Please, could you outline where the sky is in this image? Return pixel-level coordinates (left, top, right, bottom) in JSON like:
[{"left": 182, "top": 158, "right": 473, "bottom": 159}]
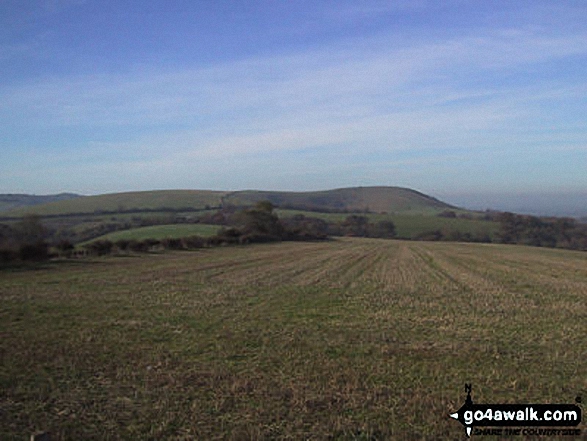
[{"left": 1, "top": 0, "right": 586, "bottom": 211}]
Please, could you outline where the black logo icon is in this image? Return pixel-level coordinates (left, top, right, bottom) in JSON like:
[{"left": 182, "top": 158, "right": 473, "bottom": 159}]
[{"left": 450, "top": 384, "right": 582, "bottom": 438}]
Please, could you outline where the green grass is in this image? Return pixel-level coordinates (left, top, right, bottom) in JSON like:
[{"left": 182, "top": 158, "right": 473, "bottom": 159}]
[
  {"left": 1, "top": 239, "right": 585, "bottom": 439},
  {"left": 84, "top": 224, "right": 221, "bottom": 243},
  {"left": 380, "top": 213, "right": 497, "bottom": 238}
]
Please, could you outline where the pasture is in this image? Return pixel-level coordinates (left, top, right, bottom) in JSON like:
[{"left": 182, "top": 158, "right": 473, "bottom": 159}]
[
  {"left": 1, "top": 239, "right": 585, "bottom": 439},
  {"left": 276, "top": 209, "right": 498, "bottom": 240}
]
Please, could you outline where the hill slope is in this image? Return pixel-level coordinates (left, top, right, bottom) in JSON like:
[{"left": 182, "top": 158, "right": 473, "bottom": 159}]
[
  {"left": 5, "top": 190, "right": 227, "bottom": 216},
  {"left": 224, "top": 186, "right": 454, "bottom": 213},
  {"left": 0, "top": 193, "right": 80, "bottom": 213},
  {"left": 3, "top": 187, "right": 456, "bottom": 217}
]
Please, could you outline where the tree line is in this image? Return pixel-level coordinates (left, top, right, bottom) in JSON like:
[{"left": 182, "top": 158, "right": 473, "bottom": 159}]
[
  {"left": 494, "top": 212, "right": 587, "bottom": 250},
  {"left": 3, "top": 204, "right": 586, "bottom": 265}
]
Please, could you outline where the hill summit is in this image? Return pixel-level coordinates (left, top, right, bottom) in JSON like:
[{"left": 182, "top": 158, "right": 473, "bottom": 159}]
[{"left": 223, "top": 186, "right": 454, "bottom": 214}]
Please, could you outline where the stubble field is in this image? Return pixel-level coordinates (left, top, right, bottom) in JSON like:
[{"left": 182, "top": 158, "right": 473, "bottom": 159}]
[{"left": 1, "top": 238, "right": 586, "bottom": 439}]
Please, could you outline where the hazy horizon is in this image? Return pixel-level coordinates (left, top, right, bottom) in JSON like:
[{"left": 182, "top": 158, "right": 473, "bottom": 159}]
[{"left": 1, "top": 1, "right": 586, "bottom": 198}]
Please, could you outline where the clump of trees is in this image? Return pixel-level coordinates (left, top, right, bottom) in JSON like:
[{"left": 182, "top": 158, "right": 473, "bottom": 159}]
[
  {"left": 413, "top": 229, "right": 491, "bottom": 243},
  {"left": 437, "top": 210, "right": 457, "bottom": 218},
  {"left": 411, "top": 212, "right": 587, "bottom": 250},
  {"left": 495, "top": 212, "right": 587, "bottom": 250},
  {"left": 0, "top": 214, "right": 49, "bottom": 264},
  {"left": 281, "top": 215, "right": 329, "bottom": 241},
  {"left": 231, "top": 201, "right": 285, "bottom": 243}
]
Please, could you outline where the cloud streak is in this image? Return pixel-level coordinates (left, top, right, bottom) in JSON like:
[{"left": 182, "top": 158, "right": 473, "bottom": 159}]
[{"left": 1, "top": 16, "right": 586, "bottom": 193}]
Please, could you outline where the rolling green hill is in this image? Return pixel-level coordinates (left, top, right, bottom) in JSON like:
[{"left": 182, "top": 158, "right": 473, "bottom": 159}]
[
  {"left": 5, "top": 190, "right": 226, "bottom": 217},
  {"left": 3, "top": 187, "right": 457, "bottom": 217},
  {"left": 0, "top": 193, "right": 80, "bottom": 213},
  {"left": 225, "top": 186, "right": 454, "bottom": 214}
]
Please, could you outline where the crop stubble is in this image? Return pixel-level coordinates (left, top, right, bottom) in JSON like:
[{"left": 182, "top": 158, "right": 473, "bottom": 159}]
[{"left": 0, "top": 238, "right": 585, "bottom": 439}]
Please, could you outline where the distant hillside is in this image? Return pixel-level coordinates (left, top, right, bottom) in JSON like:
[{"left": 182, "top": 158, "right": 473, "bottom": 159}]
[
  {"left": 4, "top": 190, "right": 227, "bottom": 217},
  {"left": 3, "top": 187, "right": 456, "bottom": 217},
  {"left": 224, "top": 187, "right": 455, "bottom": 214},
  {"left": 0, "top": 193, "right": 80, "bottom": 213}
]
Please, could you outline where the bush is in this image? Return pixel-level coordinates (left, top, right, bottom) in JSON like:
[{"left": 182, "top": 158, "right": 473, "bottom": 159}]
[
  {"left": 341, "top": 215, "right": 369, "bottom": 237},
  {"left": 0, "top": 247, "right": 18, "bottom": 264},
  {"left": 144, "top": 239, "right": 161, "bottom": 250},
  {"left": 115, "top": 239, "right": 131, "bottom": 252},
  {"left": 183, "top": 235, "right": 205, "bottom": 249},
  {"left": 368, "top": 220, "right": 396, "bottom": 239},
  {"left": 282, "top": 215, "right": 329, "bottom": 240},
  {"left": 56, "top": 240, "right": 75, "bottom": 257},
  {"left": 415, "top": 230, "right": 444, "bottom": 241},
  {"left": 437, "top": 210, "right": 457, "bottom": 218},
  {"left": 128, "top": 240, "right": 149, "bottom": 252},
  {"left": 161, "top": 238, "right": 185, "bottom": 250},
  {"left": 84, "top": 240, "right": 114, "bottom": 256},
  {"left": 238, "top": 233, "right": 276, "bottom": 245},
  {"left": 19, "top": 242, "right": 49, "bottom": 261}
]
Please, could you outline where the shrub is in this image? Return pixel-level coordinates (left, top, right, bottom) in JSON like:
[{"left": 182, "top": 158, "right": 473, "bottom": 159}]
[
  {"left": 161, "top": 238, "right": 185, "bottom": 250},
  {"left": 85, "top": 240, "right": 114, "bottom": 256},
  {"left": 282, "top": 215, "right": 329, "bottom": 241},
  {"left": 238, "top": 233, "right": 275, "bottom": 245},
  {"left": 368, "top": 220, "right": 396, "bottom": 239},
  {"left": 128, "top": 240, "right": 149, "bottom": 252},
  {"left": 437, "top": 210, "right": 457, "bottom": 218},
  {"left": 414, "top": 230, "right": 444, "bottom": 241},
  {"left": 0, "top": 247, "right": 18, "bottom": 264},
  {"left": 183, "top": 235, "right": 205, "bottom": 249},
  {"left": 115, "top": 239, "right": 131, "bottom": 252},
  {"left": 19, "top": 242, "right": 49, "bottom": 261},
  {"left": 144, "top": 239, "right": 161, "bottom": 250},
  {"left": 341, "top": 215, "right": 369, "bottom": 237},
  {"left": 56, "top": 239, "right": 75, "bottom": 258}
]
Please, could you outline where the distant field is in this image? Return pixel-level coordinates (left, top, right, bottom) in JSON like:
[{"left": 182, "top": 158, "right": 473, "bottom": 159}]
[
  {"left": 277, "top": 209, "right": 498, "bottom": 239},
  {"left": 85, "top": 224, "right": 221, "bottom": 243},
  {"left": 1, "top": 239, "right": 585, "bottom": 439}
]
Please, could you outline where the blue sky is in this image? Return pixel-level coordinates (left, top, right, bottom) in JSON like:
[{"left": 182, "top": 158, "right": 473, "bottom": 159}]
[{"left": 1, "top": 0, "right": 586, "bottom": 203}]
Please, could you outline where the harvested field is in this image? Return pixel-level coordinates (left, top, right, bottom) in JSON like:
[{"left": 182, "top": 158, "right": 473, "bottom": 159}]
[{"left": 1, "top": 239, "right": 585, "bottom": 439}]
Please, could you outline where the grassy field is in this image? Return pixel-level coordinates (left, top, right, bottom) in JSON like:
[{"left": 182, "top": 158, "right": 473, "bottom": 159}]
[
  {"left": 1, "top": 239, "right": 586, "bottom": 439},
  {"left": 84, "top": 224, "right": 221, "bottom": 243}
]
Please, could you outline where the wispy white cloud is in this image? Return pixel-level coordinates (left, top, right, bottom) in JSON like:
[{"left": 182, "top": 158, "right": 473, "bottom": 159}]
[
  {"left": 1, "top": 21, "right": 587, "bottom": 193},
  {"left": 3, "top": 26, "right": 585, "bottom": 126}
]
